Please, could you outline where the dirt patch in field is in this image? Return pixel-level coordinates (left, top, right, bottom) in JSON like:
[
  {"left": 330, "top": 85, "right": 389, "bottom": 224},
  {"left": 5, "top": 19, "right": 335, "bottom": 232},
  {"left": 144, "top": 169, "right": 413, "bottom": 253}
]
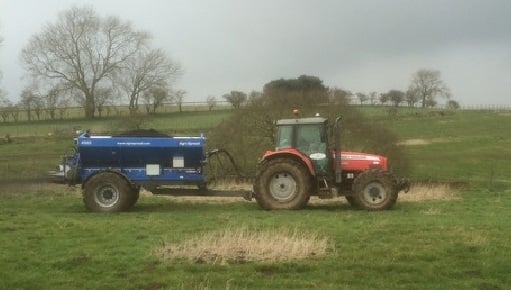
[{"left": 156, "top": 227, "right": 333, "bottom": 264}]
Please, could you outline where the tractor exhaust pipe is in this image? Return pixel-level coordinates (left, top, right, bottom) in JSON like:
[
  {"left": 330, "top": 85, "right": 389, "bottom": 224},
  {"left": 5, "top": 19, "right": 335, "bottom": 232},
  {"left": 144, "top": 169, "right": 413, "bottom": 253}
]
[{"left": 334, "top": 116, "right": 342, "bottom": 183}]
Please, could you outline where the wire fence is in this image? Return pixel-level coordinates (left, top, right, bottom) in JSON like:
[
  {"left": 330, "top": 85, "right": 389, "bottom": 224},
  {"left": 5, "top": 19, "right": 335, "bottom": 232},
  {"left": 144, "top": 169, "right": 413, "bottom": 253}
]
[
  {"left": 0, "top": 100, "right": 510, "bottom": 123},
  {"left": 0, "top": 101, "right": 232, "bottom": 123}
]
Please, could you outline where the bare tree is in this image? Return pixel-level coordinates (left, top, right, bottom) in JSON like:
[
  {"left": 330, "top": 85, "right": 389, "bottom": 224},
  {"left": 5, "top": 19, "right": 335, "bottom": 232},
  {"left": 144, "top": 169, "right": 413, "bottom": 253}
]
[
  {"left": 206, "top": 95, "right": 217, "bottom": 111},
  {"left": 19, "top": 88, "right": 45, "bottom": 121},
  {"left": 409, "top": 69, "right": 451, "bottom": 108},
  {"left": 369, "top": 91, "right": 378, "bottom": 105},
  {"left": 44, "top": 83, "right": 72, "bottom": 120},
  {"left": 143, "top": 87, "right": 168, "bottom": 113},
  {"left": 223, "top": 91, "right": 246, "bottom": 109},
  {"left": 46, "top": 88, "right": 59, "bottom": 120},
  {"left": 57, "top": 98, "right": 71, "bottom": 120},
  {"left": 19, "top": 89, "right": 38, "bottom": 121},
  {"left": 33, "top": 97, "right": 45, "bottom": 120},
  {"left": 0, "top": 95, "right": 12, "bottom": 122},
  {"left": 356, "top": 92, "right": 368, "bottom": 105},
  {"left": 379, "top": 93, "right": 389, "bottom": 105},
  {"left": 114, "top": 48, "right": 181, "bottom": 114},
  {"left": 10, "top": 108, "right": 20, "bottom": 122},
  {"left": 405, "top": 88, "right": 420, "bottom": 107},
  {"left": 20, "top": 6, "right": 149, "bottom": 118},
  {"left": 174, "top": 90, "right": 186, "bottom": 112},
  {"left": 248, "top": 91, "right": 262, "bottom": 103},
  {"left": 95, "top": 87, "right": 114, "bottom": 117},
  {"left": 329, "top": 88, "right": 351, "bottom": 105},
  {"left": 446, "top": 100, "right": 460, "bottom": 110},
  {"left": 384, "top": 90, "right": 405, "bottom": 107}
]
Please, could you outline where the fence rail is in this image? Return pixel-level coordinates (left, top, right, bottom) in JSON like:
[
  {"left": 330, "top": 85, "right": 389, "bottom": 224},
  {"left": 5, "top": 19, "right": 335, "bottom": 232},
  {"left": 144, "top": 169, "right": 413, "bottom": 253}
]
[
  {"left": 1, "top": 100, "right": 510, "bottom": 123},
  {"left": 0, "top": 101, "right": 233, "bottom": 123}
]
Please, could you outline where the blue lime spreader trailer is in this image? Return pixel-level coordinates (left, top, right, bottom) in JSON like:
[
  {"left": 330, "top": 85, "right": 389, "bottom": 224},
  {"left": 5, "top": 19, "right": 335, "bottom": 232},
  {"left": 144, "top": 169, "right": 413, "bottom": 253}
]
[{"left": 49, "top": 132, "right": 250, "bottom": 212}]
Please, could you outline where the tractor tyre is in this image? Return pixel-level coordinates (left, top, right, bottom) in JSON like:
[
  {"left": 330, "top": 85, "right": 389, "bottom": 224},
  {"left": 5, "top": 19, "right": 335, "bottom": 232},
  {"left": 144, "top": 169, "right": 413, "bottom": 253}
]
[
  {"left": 253, "top": 158, "right": 311, "bottom": 210},
  {"left": 83, "top": 172, "right": 133, "bottom": 212},
  {"left": 352, "top": 170, "right": 398, "bottom": 211}
]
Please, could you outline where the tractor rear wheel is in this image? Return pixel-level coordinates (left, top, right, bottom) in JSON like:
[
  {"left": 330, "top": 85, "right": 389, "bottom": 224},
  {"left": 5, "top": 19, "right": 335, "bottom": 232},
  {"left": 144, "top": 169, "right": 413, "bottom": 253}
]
[
  {"left": 352, "top": 170, "right": 398, "bottom": 211},
  {"left": 83, "top": 172, "right": 132, "bottom": 212},
  {"left": 254, "top": 158, "right": 311, "bottom": 210}
]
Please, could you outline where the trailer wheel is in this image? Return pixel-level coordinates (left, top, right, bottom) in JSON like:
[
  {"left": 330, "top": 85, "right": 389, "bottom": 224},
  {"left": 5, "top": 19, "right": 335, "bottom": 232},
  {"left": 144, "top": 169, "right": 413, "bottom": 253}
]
[
  {"left": 254, "top": 158, "right": 311, "bottom": 210},
  {"left": 352, "top": 170, "right": 398, "bottom": 211},
  {"left": 83, "top": 172, "right": 132, "bottom": 212}
]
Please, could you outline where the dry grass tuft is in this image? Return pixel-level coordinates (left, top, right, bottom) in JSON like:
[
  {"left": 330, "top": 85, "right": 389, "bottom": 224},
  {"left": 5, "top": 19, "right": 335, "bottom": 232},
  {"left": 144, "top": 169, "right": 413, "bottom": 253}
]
[
  {"left": 400, "top": 183, "right": 460, "bottom": 202},
  {"left": 398, "top": 137, "right": 460, "bottom": 146},
  {"left": 156, "top": 227, "right": 334, "bottom": 264},
  {"left": 398, "top": 138, "right": 431, "bottom": 146},
  {"left": 208, "top": 179, "right": 252, "bottom": 191}
]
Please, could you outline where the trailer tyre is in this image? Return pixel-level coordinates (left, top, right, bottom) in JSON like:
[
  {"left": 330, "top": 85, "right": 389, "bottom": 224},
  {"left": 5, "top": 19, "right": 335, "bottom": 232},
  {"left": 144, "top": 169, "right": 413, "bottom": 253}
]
[
  {"left": 254, "top": 158, "right": 311, "bottom": 210},
  {"left": 352, "top": 170, "right": 398, "bottom": 211},
  {"left": 83, "top": 172, "right": 132, "bottom": 212}
]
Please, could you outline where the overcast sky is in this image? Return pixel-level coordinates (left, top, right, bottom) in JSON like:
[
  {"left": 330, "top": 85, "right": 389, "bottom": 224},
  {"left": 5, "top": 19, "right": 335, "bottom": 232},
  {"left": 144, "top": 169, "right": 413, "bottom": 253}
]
[{"left": 1, "top": 0, "right": 511, "bottom": 105}]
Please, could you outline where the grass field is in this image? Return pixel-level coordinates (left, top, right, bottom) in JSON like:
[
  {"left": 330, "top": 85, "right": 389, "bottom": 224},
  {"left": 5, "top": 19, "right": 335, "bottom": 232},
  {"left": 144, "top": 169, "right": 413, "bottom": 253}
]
[
  {"left": 1, "top": 107, "right": 510, "bottom": 289},
  {"left": 378, "top": 109, "right": 511, "bottom": 189}
]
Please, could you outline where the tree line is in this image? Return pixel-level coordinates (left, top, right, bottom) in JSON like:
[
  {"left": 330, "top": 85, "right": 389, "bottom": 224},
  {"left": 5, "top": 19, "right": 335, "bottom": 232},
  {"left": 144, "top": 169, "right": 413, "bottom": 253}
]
[
  {"left": 0, "top": 72, "right": 459, "bottom": 123},
  {"left": 220, "top": 71, "right": 459, "bottom": 111}
]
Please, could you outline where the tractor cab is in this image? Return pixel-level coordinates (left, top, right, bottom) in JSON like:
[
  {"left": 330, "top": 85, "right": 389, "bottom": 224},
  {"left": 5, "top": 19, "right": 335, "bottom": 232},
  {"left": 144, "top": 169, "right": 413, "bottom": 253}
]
[{"left": 274, "top": 116, "right": 332, "bottom": 176}]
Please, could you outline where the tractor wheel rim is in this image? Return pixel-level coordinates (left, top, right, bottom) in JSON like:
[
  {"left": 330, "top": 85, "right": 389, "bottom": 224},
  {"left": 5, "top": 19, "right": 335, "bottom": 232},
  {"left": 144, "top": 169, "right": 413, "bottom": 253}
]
[
  {"left": 269, "top": 172, "right": 297, "bottom": 201},
  {"left": 94, "top": 184, "right": 120, "bottom": 208},
  {"left": 362, "top": 181, "right": 387, "bottom": 205}
]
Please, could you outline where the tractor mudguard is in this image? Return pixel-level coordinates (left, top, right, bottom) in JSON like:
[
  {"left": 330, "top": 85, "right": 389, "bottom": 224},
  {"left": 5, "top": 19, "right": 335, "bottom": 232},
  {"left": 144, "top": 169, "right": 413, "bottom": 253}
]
[{"left": 260, "top": 149, "right": 315, "bottom": 176}]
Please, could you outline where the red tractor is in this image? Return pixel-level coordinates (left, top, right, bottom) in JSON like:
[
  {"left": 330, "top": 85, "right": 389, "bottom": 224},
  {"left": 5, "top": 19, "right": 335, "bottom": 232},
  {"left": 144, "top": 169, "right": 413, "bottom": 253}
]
[{"left": 253, "top": 113, "right": 409, "bottom": 210}]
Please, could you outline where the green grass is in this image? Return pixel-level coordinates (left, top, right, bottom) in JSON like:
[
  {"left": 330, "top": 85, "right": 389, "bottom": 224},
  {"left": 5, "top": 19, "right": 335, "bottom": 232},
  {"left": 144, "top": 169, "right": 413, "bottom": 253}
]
[
  {"left": 369, "top": 109, "right": 511, "bottom": 188},
  {"left": 1, "top": 106, "right": 511, "bottom": 289},
  {"left": 0, "top": 109, "right": 233, "bottom": 137},
  {"left": 1, "top": 187, "right": 510, "bottom": 289}
]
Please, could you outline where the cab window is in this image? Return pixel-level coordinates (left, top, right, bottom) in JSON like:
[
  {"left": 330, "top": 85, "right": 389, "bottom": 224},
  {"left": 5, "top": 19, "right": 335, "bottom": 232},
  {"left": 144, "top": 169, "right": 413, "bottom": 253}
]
[
  {"left": 296, "top": 124, "right": 326, "bottom": 155},
  {"left": 276, "top": 125, "right": 293, "bottom": 150}
]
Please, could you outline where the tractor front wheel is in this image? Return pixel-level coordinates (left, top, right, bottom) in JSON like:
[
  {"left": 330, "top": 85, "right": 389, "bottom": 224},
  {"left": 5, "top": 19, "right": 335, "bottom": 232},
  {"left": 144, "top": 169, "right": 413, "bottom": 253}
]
[
  {"left": 254, "top": 158, "right": 311, "bottom": 210},
  {"left": 352, "top": 170, "right": 398, "bottom": 211},
  {"left": 83, "top": 172, "right": 133, "bottom": 212}
]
